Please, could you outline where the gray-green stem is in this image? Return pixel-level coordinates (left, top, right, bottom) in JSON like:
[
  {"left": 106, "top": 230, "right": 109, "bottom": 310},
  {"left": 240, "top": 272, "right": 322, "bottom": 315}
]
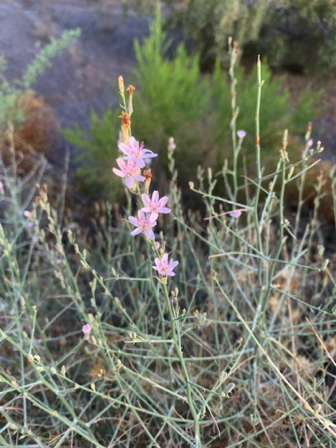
[{"left": 161, "top": 280, "right": 201, "bottom": 448}]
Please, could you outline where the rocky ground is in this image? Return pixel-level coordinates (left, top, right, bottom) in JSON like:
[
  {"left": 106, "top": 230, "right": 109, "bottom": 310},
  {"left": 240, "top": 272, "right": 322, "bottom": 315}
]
[{"left": 1, "top": 0, "right": 336, "bottom": 169}]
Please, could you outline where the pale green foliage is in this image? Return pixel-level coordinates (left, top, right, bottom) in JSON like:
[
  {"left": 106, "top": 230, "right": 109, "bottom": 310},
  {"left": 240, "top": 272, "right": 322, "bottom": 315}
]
[
  {"left": 257, "top": 0, "right": 336, "bottom": 73},
  {"left": 174, "top": 0, "right": 336, "bottom": 73},
  {"left": 174, "top": 0, "right": 268, "bottom": 68},
  {"left": 0, "top": 29, "right": 81, "bottom": 131},
  {"left": 1, "top": 96, "right": 336, "bottom": 445}
]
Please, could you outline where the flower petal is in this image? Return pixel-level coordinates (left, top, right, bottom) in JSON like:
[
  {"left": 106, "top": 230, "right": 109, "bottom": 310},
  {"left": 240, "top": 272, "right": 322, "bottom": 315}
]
[
  {"left": 141, "top": 206, "right": 152, "bottom": 213},
  {"left": 158, "top": 207, "right": 170, "bottom": 214},
  {"left": 168, "top": 260, "right": 179, "bottom": 269},
  {"left": 112, "top": 168, "right": 126, "bottom": 178},
  {"left": 143, "top": 150, "right": 157, "bottom": 158},
  {"left": 229, "top": 210, "right": 242, "bottom": 218},
  {"left": 125, "top": 178, "right": 135, "bottom": 189},
  {"left": 128, "top": 216, "right": 139, "bottom": 226},
  {"left": 142, "top": 194, "right": 151, "bottom": 206},
  {"left": 152, "top": 191, "right": 159, "bottom": 203},
  {"left": 144, "top": 229, "right": 155, "bottom": 239},
  {"left": 158, "top": 196, "right": 168, "bottom": 207},
  {"left": 118, "top": 142, "right": 131, "bottom": 155},
  {"left": 131, "top": 228, "right": 142, "bottom": 236}
]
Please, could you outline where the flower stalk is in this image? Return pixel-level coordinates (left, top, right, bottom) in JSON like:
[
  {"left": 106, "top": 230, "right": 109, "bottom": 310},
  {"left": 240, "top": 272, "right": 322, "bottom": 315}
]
[{"left": 112, "top": 80, "right": 201, "bottom": 447}]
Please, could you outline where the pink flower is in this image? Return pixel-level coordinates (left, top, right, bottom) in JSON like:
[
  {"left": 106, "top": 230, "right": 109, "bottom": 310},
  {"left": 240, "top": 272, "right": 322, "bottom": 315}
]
[
  {"left": 141, "top": 190, "right": 171, "bottom": 220},
  {"left": 128, "top": 210, "right": 157, "bottom": 239},
  {"left": 119, "top": 136, "right": 157, "bottom": 168},
  {"left": 82, "top": 324, "right": 91, "bottom": 335},
  {"left": 24, "top": 210, "right": 31, "bottom": 218},
  {"left": 152, "top": 253, "right": 179, "bottom": 277},
  {"left": 229, "top": 210, "right": 242, "bottom": 218},
  {"left": 237, "top": 130, "right": 246, "bottom": 139},
  {"left": 168, "top": 137, "right": 176, "bottom": 151},
  {"left": 113, "top": 158, "right": 145, "bottom": 189},
  {"left": 307, "top": 139, "right": 313, "bottom": 148},
  {"left": 151, "top": 241, "right": 161, "bottom": 251}
]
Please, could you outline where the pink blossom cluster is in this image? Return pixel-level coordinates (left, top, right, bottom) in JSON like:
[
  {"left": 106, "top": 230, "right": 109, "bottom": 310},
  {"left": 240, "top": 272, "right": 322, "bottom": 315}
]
[{"left": 113, "top": 136, "right": 178, "bottom": 277}]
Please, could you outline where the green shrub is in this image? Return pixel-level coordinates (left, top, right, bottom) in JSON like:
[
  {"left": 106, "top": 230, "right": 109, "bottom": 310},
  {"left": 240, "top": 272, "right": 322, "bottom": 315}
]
[
  {"left": 132, "top": 11, "right": 213, "bottom": 187},
  {"left": 133, "top": 9, "right": 322, "bottom": 187},
  {"left": 62, "top": 109, "right": 123, "bottom": 200},
  {"left": 63, "top": 7, "right": 322, "bottom": 202}
]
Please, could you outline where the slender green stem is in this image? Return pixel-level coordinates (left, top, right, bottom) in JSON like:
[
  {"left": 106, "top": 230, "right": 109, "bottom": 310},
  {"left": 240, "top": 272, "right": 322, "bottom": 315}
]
[
  {"left": 253, "top": 56, "right": 264, "bottom": 293},
  {"left": 161, "top": 281, "right": 201, "bottom": 447},
  {"left": 262, "top": 154, "right": 286, "bottom": 312}
]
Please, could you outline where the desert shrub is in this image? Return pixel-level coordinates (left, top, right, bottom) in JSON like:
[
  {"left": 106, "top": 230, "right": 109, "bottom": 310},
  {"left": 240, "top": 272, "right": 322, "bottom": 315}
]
[
  {"left": 121, "top": 0, "right": 267, "bottom": 69},
  {"left": 253, "top": 0, "right": 336, "bottom": 74},
  {"left": 14, "top": 92, "right": 58, "bottom": 152},
  {"left": 170, "top": 0, "right": 336, "bottom": 74},
  {"left": 2, "top": 65, "right": 336, "bottom": 447},
  {"left": 171, "top": 0, "right": 268, "bottom": 70},
  {"left": 132, "top": 13, "right": 213, "bottom": 189},
  {"left": 64, "top": 9, "right": 321, "bottom": 203},
  {"left": 0, "top": 92, "right": 59, "bottom": 175}
]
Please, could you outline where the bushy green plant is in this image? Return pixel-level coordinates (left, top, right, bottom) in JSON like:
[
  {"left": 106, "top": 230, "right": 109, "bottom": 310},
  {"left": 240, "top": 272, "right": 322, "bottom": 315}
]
[
  {"left": 63, "top": 7, "right": 322, "bottom": 201},
  {"left": 133, "top": 9, "right": 321, "bottom": 188},
  {"left": 0, "top": 28, "right": 81, "bottom": 131},
  {"left": 62, "top": 109, "right": 123, "bottom": 199},
  {"left": 132, "top": 11, "right": 214, "bottom": 187}
]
